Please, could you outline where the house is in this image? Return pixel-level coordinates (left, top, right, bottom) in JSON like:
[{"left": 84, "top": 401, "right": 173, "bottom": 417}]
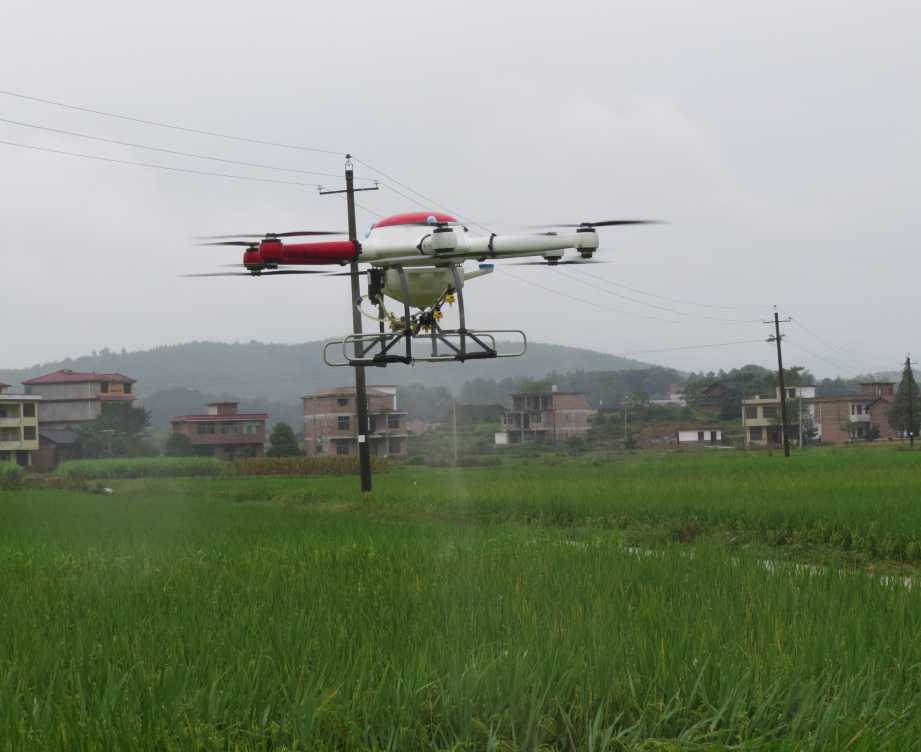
[
  {"left": 742, "top": 385, "right": 816, "bottom": 446},
  {"left": 0, "top": 383, "right": 42, "bottom": 466},
  {"left": 33, "top": 429, "right": 80, "bottom": 472},
  {"left": 170, "top": 402, "right": 267, "bottom": 462},
  {"left": 456, "top": 404, "right": 506, "bottom": 424},
  {"left": 810, "top": 382, "right": 899, "bottom": 442},
  {"left": 635, "top": 425, "right": 724, "bottom": 445},
  {"left": 303, "top": 386, "right": 407, "bottom": 457},
  {"left": 495, "top": 386, "right": 590, "bottom": 445},
  {"left": 697, "top": 381, "right": 745, "bottom": 414},
  {"left": 21, "top": 369, "right": 137, "bottom": 431}
]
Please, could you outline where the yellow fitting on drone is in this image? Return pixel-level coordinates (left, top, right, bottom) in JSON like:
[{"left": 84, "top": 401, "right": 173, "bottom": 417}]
[
  {"left": 422, "top": 324, "right": 431, "bottom": 333},
  {"left": 445, "top": 294, "right": 456, "bottom": 306},
  {"left": 434, "top": 310, "right": 443, "bottom": 321}
]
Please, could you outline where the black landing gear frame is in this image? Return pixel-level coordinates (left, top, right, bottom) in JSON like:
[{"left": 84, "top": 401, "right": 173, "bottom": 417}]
[{"left": 324, "top": 264, "right": 527, "bottom": 367}]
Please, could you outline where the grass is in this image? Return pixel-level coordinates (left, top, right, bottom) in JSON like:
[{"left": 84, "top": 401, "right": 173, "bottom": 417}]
[
  {"left": 55, "top": 457, "right": 225, "bottom": 479},
  {"left": 3, "top": 448, "right": 921, "bottom": 749}
]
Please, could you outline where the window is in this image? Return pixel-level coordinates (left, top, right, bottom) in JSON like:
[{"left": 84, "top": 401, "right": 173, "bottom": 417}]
[
  {"left": 787, "top": 388, "right": 796, "bottom": 399},
  {"left": 221, "top": 421, "right": 238, "bottom": 434},
  {"left": 856, "top": 404, "right": 863, "bottom": 415},
  {"left": 369, "top": 416, "right": 377, "bottom": 433},
  {"left": 510, "top": 434, "right": 519, "bottom": 444},
  {"left": 336, "top": 440, "right": 350, "bottom": 455},
  {"left": 243, "top": 421, "right": 261, "bottom": 434},
  {"left": 100, "top": 382, "right": 109, "bottom": 394},
  {"left": 0, "top": 406, "right": 7, "bottom": 418},
  {"left": 749, "top": 426, "right": 763, "bottom": 441},
  {"left": 388, "top": 438, "right": 401, "bottom": 454},
  {"left": 23, "top": 426, "right": 36, "bottom": 441},
  {"left": 124, "top": 383, "right": 132, "bottom": 395},
  {"left": 197, "top": 422, "right": 216, "bottom": 435},
  {"left": 23, "top": 403, "right": 35, "bottom": 418},
  {"left": 763, "top": 407, "right": 777, "bottom": 419},
  {"left": 698, "top": 431, "right": 704, "bottom": 441},
  {"left": 338, "top": 415, "right": 350, "bottom": 431},
  {"left": 745, "top": 407, "right": 757, "bottom": 419},
  {"left": 315, "top": 439, "right": 325, "bottom": 454},
  {"left": 387, "top": 414, "right": 400, "bottom": 430},
  {"left": 337, "top": 398, "right": 349, "bottom": 407},
  {"left": 24, "top": 386, "right": 32, "bottom": 395},
  {"left": 531, "top": 413, "right": 542, "bottom": 424}
]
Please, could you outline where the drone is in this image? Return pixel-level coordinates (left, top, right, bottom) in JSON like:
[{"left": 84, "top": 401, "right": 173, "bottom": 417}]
[{"left": 191, "top": 212, "right": 658, "bottom": 367}]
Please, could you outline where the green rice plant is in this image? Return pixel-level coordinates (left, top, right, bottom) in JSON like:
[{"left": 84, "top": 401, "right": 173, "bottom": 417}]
[
  {"left": 0, "top": 461, "right": 24, "bottom": 490},
  {"left": 54, "top": 456, "right": 225, "bottom": 479},
  {"left": 228, "top": 455, "right": 389, "bottom": 476}
]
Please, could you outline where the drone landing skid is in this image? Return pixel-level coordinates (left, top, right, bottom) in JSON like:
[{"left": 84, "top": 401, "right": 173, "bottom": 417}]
[{"left": 323, "top": 328, "right": 527, "bottom": 367}]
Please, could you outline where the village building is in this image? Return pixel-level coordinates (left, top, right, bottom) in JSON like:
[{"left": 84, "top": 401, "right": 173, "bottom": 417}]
[
  {"left": 406, "top": 416, "right": 427, "bottom": 435},
  {"left": 21, "top": 369, "right": 137, "bottom": 431},
  {"left": 636, "top": 425, "right": 725, "bottom": 446},
  {"left": 303, "top": 386, "right": 407, "bottom": 457},
  {"left": 495, "top": 386, "right": 590, "bottom": 445},
  {"left": 810, "top": 382, "right": 898, "bottom": 442},
  {"left": 0, "top": 382, "right": 41, "bottom": 466},
  {"left": 33, "top": 429, "right": 80, "bottom": 471},
  {"left": 170, "top": 402, "right": 267, "bottom": 462},
  {"left": 697, "top": 381, "right": 745, "bottom": 414},
  {"left": 742, "top": 385, "right": 816, "bottom": 446}
]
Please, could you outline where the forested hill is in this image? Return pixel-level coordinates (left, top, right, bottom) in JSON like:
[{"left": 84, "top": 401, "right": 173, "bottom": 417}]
[{"left": 0, "top": 339, "right": 656, "bottom": 405}]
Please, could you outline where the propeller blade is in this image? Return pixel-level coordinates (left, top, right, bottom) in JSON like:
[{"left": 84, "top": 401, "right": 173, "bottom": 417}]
[
  {"left": 195, "top": 241, "right": 258, "bottom": 247},
  {"left": 192, "top": 230, "right": 345, "bottom": 240},
  {"left": 178, "top": 269, "right": 333, "bottom": 278},
  {"left": 524, "top": 220, "right": 663, "bottom": 229},
  {"left": 508, "top": 258, "right": 609, "bottom": 267}
]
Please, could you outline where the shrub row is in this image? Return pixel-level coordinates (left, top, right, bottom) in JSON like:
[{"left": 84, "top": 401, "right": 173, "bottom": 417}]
[
  {"left": 55, "top": 457, "right": 225, "bottom": 480},
  {"left": 0, "top": 462, "right": 25, "bottom": 490},
  {"left": 227, "top": 456, "right": 389, "bottom": 476}
]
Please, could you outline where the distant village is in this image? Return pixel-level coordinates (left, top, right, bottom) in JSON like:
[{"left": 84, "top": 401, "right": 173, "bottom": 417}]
[{"left": 0, "top": 364, "right": 912, "bottom": 471}]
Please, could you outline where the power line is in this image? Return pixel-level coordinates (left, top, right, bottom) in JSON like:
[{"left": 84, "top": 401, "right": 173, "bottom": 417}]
[
  {"left": 565, "top": 266, "right": 771, "bottom": 310},
  {"left": 0, "top": 89, "right": 345, "bottom": 156},
  {"left": 0, "top": 117, "right": 376, "bottom": 180},
  {"left": 784, "top": 314, "right": 903, "bottom": 364},
  {"left": 0, "top": 139, "right": 327, "bottom": 188},
  {"left": 497, "top": 268, "right": 761, "bottom": 326},
  {"left": 783, "top": 337, "right": 872, "bottom": 378},
  {"left": 552, "top": 267, "right": 758, "bottom": 323}
]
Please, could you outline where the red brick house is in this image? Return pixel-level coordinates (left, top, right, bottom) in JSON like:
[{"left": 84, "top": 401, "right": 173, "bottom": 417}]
[
  {"left": 170, "top": 402, "right": 267, "bottom": 462},
  {"left": 495, "top": 386, "right": 591, "bottom": 444},
  {"left": 811, "top": 382, "right": 899, "bottom": 442},
  {"left": 303, "top": 386, "right": 407, "bottom": 457}
]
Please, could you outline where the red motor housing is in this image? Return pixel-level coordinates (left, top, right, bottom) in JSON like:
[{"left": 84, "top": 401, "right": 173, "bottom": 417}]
[{"left": 271, "top": 240, "right": 358, "bottom": 265}]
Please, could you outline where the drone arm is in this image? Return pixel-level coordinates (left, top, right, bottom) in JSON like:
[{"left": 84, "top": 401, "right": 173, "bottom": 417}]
[
  {"left": 465, "top": 232, "right": 598, "bottom": 257},
  {"left": 261, "top": 240, "right": 358, "bottom": 265}
]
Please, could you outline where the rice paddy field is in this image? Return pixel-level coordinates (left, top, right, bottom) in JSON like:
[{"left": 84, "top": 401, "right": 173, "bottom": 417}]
[{"left": 3, "top": 449, "right": 921, "bottom": 750}]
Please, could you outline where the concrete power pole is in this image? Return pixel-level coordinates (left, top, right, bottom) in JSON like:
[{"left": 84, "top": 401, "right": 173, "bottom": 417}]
[
  {"left": 769, "top": 310, "right": 792, "bottom": 458},
  {"left": 345, "top": 159, "right": 373, "bottom": 492}
]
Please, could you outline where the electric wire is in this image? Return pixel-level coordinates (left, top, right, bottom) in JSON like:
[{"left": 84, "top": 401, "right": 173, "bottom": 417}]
[
  {"left": 0, "top": 89, "right": 345, "bottom": 155},
  {"left": 0, "top": 139, "right": 327, "bottom": 187},
  {"left": 783, "top": 337, "right": 866, "bottom": 378},
  {"left": 497, "top": 268, "right": 761, "bottom": 326},
  {"left": 565, "top": 265, "right": 772, "bottom": 310},
  {"left": 0, "top": 117, "right": 375, "bottom": 180},
  {"left": 782, "top": 312, "right": 904, "bottom": 364},
  {"left": 552, "top": 267, "right": 759, "bottom": 323}
]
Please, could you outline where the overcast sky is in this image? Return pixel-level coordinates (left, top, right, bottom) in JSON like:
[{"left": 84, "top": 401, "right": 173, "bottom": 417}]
[{"left": 1, "top": 1, "right": 917, "bottom": 379}]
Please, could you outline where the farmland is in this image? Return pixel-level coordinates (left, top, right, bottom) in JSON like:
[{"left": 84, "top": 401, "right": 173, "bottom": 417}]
[{"left": 2, "top": 449, "right": 921, "bottom": 749}]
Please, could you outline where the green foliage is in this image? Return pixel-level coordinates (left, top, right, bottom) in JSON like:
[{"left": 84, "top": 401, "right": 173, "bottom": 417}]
[
  {"left": 266, "top": 422, "right": 303, "bottom": 458},
  {"left": 228, "top": 456, "right": 389, "bottom": 476},
  {"left": 768, "top": 395, "right": 818, "bottom": 443},
  {"left": 163, "top": 431, "right": 194, "bottom": 457},
  {"left": 887, "top": 362, "right": 921, "bottom": 438},
  {"left": 866, "top": 423, "right": 882, "bottom": 441},
  {"left": 0, "top": 462, "right": 24, "bottom": 490},
  {"left": 72, "top": 402, "right": 155, "bottom": 459},
  {"left": 55, "top": 457, "right": 224, "bottom": 479},
  {"left": 516, "top": 378, "right": 553, "bottom": 394}
]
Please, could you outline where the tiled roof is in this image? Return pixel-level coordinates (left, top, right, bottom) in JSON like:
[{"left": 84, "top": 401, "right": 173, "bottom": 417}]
[
  {"left": 304, "top": 386, "right": 391, "bottom": 398},
  {"left": 38, "top": 429, "right": 80, "bottom": 445},
  {"left": 23, "top": 369, "right": 136, "bottom": 384}
]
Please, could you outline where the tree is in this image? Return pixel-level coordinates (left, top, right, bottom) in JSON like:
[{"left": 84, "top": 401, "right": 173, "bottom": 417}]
[
  {"left": 72, "top": 402, "right": 155, "bottom": 458},
  {"left": 887, "top": 363, "right": 921, "bottom": 439},
  {"left": 266, "top": 422, "right": 302, "bottom": 457},
  {"left": 769, "top": 394, "right": 818, "bottom": 445},
  {"left": 164, "top": 431, "right": 194, "bottom": 457}
]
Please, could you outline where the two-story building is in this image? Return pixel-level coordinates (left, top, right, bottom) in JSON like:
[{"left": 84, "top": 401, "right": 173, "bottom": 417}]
[
  {"left": 0, "top": 383, "right": 41, "bottom": 466},
  {"left": 22, "top": 369, "right": 137, "bottom": 430},
  {"left": 170, "top": 402, "right": 267, "bottom": 462},
  {"left": 303, "top": 386, "right": 407, "bottom": 457},
  {"left": 742, "top": 385, "right": 816, "bottom": 446},
  {"left": 495, "top": 386, "right": 591, "bottom": 445},
  {"left": 810, "top": 382, "right": 898, "bottom": 442}
]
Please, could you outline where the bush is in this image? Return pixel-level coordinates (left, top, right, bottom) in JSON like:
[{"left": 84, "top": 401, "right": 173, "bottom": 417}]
[
  {"left": 0, "top": 463, "right": 24, "bottom": 491},
  {"left": 164, "top": 432, "right": 195, "bottom": 457},
  {"left": 55, "top": 457, "right": 225, "bottom": 480},
  {"left": 227, "top": 456, "right": 389, "bottom": 477}
]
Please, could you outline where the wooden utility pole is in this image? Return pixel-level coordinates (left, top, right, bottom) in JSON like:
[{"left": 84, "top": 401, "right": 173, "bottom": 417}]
[
  {"left": 770, "top": 310, "right": 791, "bottom": 458},
  {"left": 907, "top": 355, "right": 915, "bottom": 451},
  {"left": 345, "top": 158, "right": 373, "bottom": 492}
]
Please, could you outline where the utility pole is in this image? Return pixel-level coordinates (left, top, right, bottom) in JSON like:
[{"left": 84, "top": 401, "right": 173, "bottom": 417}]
[
  {"left": 453, "top": 400, "right": 458, "bottom": 461},
  {"left": 346, "top": 157, "right": 372, "bottom": 492},
  {"left": 907, "top": 355, "right": 915, "bottom": 451},
  {"left": 766, "top": 310, "right": 792, "bottom": 458}
]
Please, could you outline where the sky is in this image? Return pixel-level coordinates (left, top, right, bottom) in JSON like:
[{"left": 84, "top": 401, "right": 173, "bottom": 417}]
[{"left": 1, "top": 0, "right": 918, "bottom": 380}]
